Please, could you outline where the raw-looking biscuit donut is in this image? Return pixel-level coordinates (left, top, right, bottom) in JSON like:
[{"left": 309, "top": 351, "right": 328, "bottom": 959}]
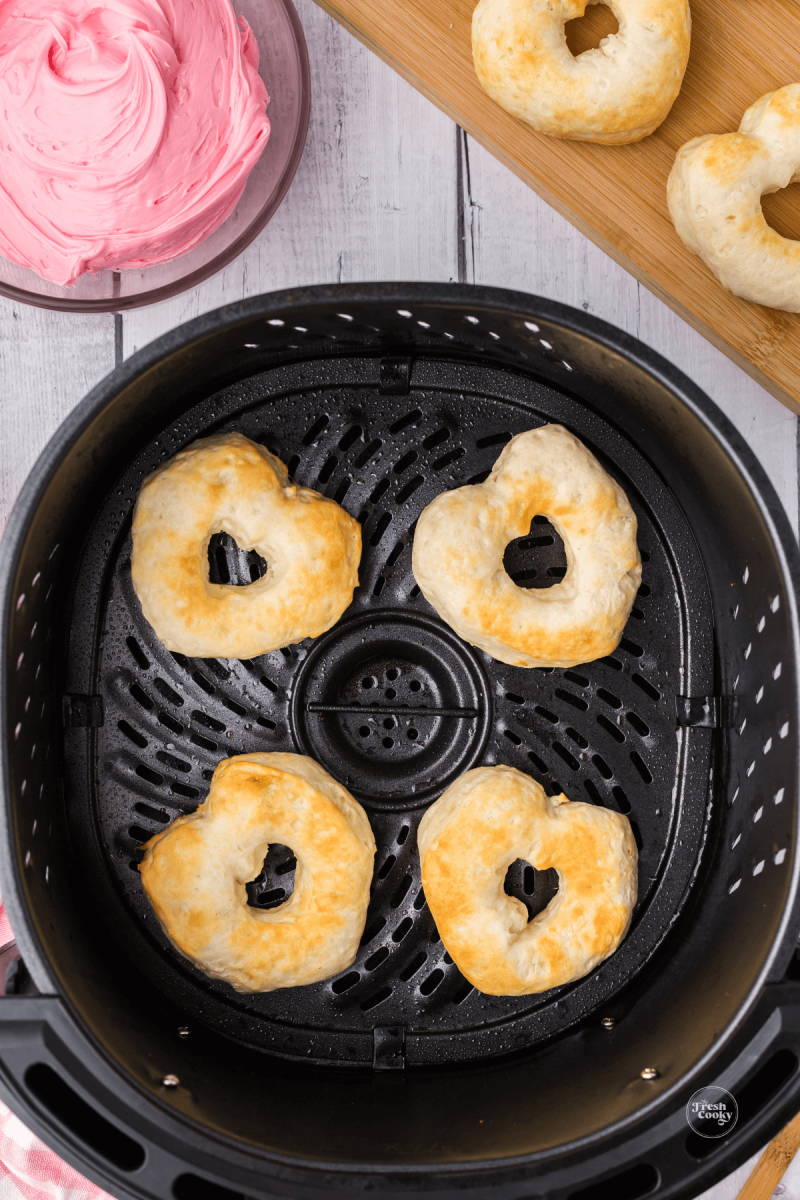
[
  {"left": 418, "top": 765, "right": 637, "bottom": 995},
  {"left": 472, "top": 0, "right": 691, "bottom": 144},
  {"left": 131, "top": 432, "right": 361, "bottom": 658},
  {"left": 139, "top": 753, "right": 376, "bottom": 992},
  {"left": 412, "top": 424, "right": 641, "bottom": 669},
  {"left": 668, "top": 84, "right": 800, "bottom": 310}
]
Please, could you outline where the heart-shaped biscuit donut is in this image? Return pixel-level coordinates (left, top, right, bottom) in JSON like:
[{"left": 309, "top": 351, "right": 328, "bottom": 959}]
[
  {"left": 668, "top": 84, "right": 800, "bottom": 310},
  {"left": 418, "top": 765, "right": 637, "bottom": 995},
  {"left": 412, "top": 424, "right": 641, "bottom": 669},
  {"left": 139, "top": 753, "right": 376, "bottom": 992},
  {"left": 472, "top": 0, "right": 691, "bottom": 144},
  {"left": 131, "top": 432, "right": 361, "bottom": 658}
]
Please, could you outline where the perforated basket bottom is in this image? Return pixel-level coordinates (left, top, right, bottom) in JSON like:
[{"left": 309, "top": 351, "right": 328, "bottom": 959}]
[{"left": 68, "top": 355, "right": 714, "bottom": 1066}]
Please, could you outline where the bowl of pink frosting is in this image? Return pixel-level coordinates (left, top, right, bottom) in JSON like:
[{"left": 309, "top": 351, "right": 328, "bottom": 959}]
[{"left": 0, "top": 0, "right": 310, "bottom": 311}]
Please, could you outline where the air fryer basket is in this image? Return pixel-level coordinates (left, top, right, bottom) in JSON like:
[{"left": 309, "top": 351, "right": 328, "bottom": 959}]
[{"left": 1, "top": 283, "right": 799, "bottom": 1200}]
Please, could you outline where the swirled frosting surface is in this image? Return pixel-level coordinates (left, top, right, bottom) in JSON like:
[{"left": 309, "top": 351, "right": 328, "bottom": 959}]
[{"left": 0, "top": 0, "right": 270, "bottom": 285}]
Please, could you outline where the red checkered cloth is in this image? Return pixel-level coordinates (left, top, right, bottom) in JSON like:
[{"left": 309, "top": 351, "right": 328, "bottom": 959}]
[{"left": 0, "top": 901, "right": 114, "bottom": 1200}]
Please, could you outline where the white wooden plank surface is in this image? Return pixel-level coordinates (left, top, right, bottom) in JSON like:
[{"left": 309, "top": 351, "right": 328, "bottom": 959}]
[
  {"left": 0, "top": 306, "right": 114, "bottom": 536},
  {"left": 696, "top": 1143, "right": 800, "bottom": 1199},
  {"left": 0, "top": 3, "right": 798, "bottom": 1198},
  {"left": 121, "top": 0, "right": 458, "bottom": 357}
]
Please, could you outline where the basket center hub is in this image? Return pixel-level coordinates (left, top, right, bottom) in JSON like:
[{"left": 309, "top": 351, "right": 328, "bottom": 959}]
[{"left": 291, "top": 610, "right": 491, "bottom": 811}]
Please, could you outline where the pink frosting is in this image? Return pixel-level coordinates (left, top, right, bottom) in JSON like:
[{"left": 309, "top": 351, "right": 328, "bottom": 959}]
[{"left": 0, "top": 0, "right": 270, "bottom": 285}]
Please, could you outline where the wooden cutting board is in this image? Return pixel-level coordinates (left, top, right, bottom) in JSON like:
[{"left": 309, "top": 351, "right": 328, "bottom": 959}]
[{"left": 311, "top": 0, "right": 800, "bottom": 413}]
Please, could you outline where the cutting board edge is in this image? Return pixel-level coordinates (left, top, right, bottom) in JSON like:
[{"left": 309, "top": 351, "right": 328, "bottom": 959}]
[{"left": 314, "top": 0, "right": 800, "bottom": 418}]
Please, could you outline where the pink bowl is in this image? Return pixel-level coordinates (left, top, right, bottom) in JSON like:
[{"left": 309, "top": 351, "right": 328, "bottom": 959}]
[{"left": 0, "top": 0, "right": 310, "bottom": 313}]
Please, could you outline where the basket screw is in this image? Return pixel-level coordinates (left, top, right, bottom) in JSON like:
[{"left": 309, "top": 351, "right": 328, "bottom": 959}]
[
  {"left": 641, "top": 1067, "right": 659, "bottom": 1081},
  {"left": 162, "top": 1074, "right": 180, "bottom": 1088},
  {"left": 177, "top": 1027, "right": 190, "bottom": 1039},
  {"left": 601, "top": 1017, "right": 615, "bottom": 1030}
]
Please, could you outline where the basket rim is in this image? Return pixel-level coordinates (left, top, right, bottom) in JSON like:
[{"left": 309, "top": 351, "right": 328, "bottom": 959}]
[{"left": 1, "top": 281, "right": 800, "bottom": 1176}]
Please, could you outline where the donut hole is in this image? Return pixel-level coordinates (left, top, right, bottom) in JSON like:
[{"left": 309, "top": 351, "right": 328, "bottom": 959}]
[
  {"left": 503, "top": 516, "right": 568, "bottom": 590},
  {"left": 246, "top": 842, "right": 296, "bottom": 910},
  {"left": 760, "top": 187, "right": 800, "bottom": 241},
  {"left": 207, "top": 531, "right": 267, "bottom": 587},
  {"left": 504, "top": 858, "right": 560, "bottom": 921},
  {"left": 564, "top": 3, "right": 619, "bottom": 58}
]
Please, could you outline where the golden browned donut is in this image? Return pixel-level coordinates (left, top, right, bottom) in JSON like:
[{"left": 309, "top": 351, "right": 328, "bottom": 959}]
[
  {"left": 418, "top": 765, "right": 637, "bottom": 995},
  {"left": 412, "top": 424, "right": 641, "bottom": 669},
  {"left": 139, "top": 753, "right": 376, "bottom": 992},
  {"left": 472, "top": 0, "right": 691, "bottom": 145},
  {"left": 131, "top": 432, "right": 361, "bottom": 658},
  {"left": 668, "top": 84, "right": 800, "bottom": 310}
]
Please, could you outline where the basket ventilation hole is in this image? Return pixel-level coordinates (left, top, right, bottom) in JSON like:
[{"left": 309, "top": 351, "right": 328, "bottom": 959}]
[
  {"left": 365, "top": 946, "right": 390, "bottom": 971},
  {"left": 503, "top": 517, "right": 567, "bottom": 590},
  {"left": 504, "top": 859, "right": 559, "bottom": 921},
  {"left": 338, "top": 424, "right": 362, "bottom": 452},
  {"left": 207, "top": 533, "right": 267, "bottom": 587},
  {"left": 173, "top": 1175, "right": 252, "bottom": 1200},
  {"left": 389, "top": 410, "right": 422, "bottom": 435},
  {"left": 400, "top": 952, "right": 427, "bottom": 981},
  {"left": 453, "top": 978, "right": 474, "bottom": 1004},
  {"left": 393, "top": 916, "right": 413, "bottom": 942},
  {"left": 431, "top": 447, "right": 465, "bottom": 472},
  {"left": 567, "top": 1163, "right": 658, "bottom": 1200},
  {"left": 25, "top": 1064, "right": 144, "bottom": 1171},
  {"left": 686, "top": 1049, "right": 797, "bottom": 1161},
  {"left": 360, "top": 917, "right": 386, "bottom": 946},
  {"left": 245, "top": 844, "right": 296, "bottom": 910},
  {"left": 360, "top": 986, "right": 392, "bottom": 1011},
  {"left": 419, "top": 968, "right": 445, "bottom": 995},
  {"left": 126, "top": 636, "right": 150, "bottom": 670},
  {"left": 302, "top": 415, "right": 329, "bottom": 445},
  {"left": 134, "top": 802, "right": 170, "bottom": 825},
  {"left": 331, "top": 971, "right": 359, "bottom": 995}
]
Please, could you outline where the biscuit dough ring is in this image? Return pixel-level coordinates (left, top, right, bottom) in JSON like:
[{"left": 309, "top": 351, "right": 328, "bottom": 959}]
[
  {"left": 419, "top": 765, "right": 637, "bottom": 995},
  {"left": 668, "top": 85, "right": 800, "bottom": 310},
  {"left": 472, "top": 0, "right": 691, "bottom": 144},
  {"left": 139, "top": 753, "right": 376, "bottom": 992},
  {"left": 412, "top": 424, "right": 641, "bottom": 669},
  {"left": 131, "top": 432, "right": 361, "bottom": 658}
]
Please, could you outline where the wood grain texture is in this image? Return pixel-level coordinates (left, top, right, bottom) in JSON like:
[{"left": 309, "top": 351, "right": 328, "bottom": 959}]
[
  {"left": 735, "top": 1110, "right": 800, "bottom": 1198},
  {"left": 696, "top": 1150, "right": 767, "bottom": 1200},
  {"left": 0, "top": 302, "right": 114, "bottom": 534},
  {"left": 311, "top": 0, "right": 800, "bottom": 412},
  {"left": 460, "top": 132, "right": 799, "bottom": 534}
]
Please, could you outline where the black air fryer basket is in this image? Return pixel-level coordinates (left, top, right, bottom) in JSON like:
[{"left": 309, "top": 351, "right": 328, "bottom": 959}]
[{"left": 1, "top": 283, "right": 800, "bottom": 1200}]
